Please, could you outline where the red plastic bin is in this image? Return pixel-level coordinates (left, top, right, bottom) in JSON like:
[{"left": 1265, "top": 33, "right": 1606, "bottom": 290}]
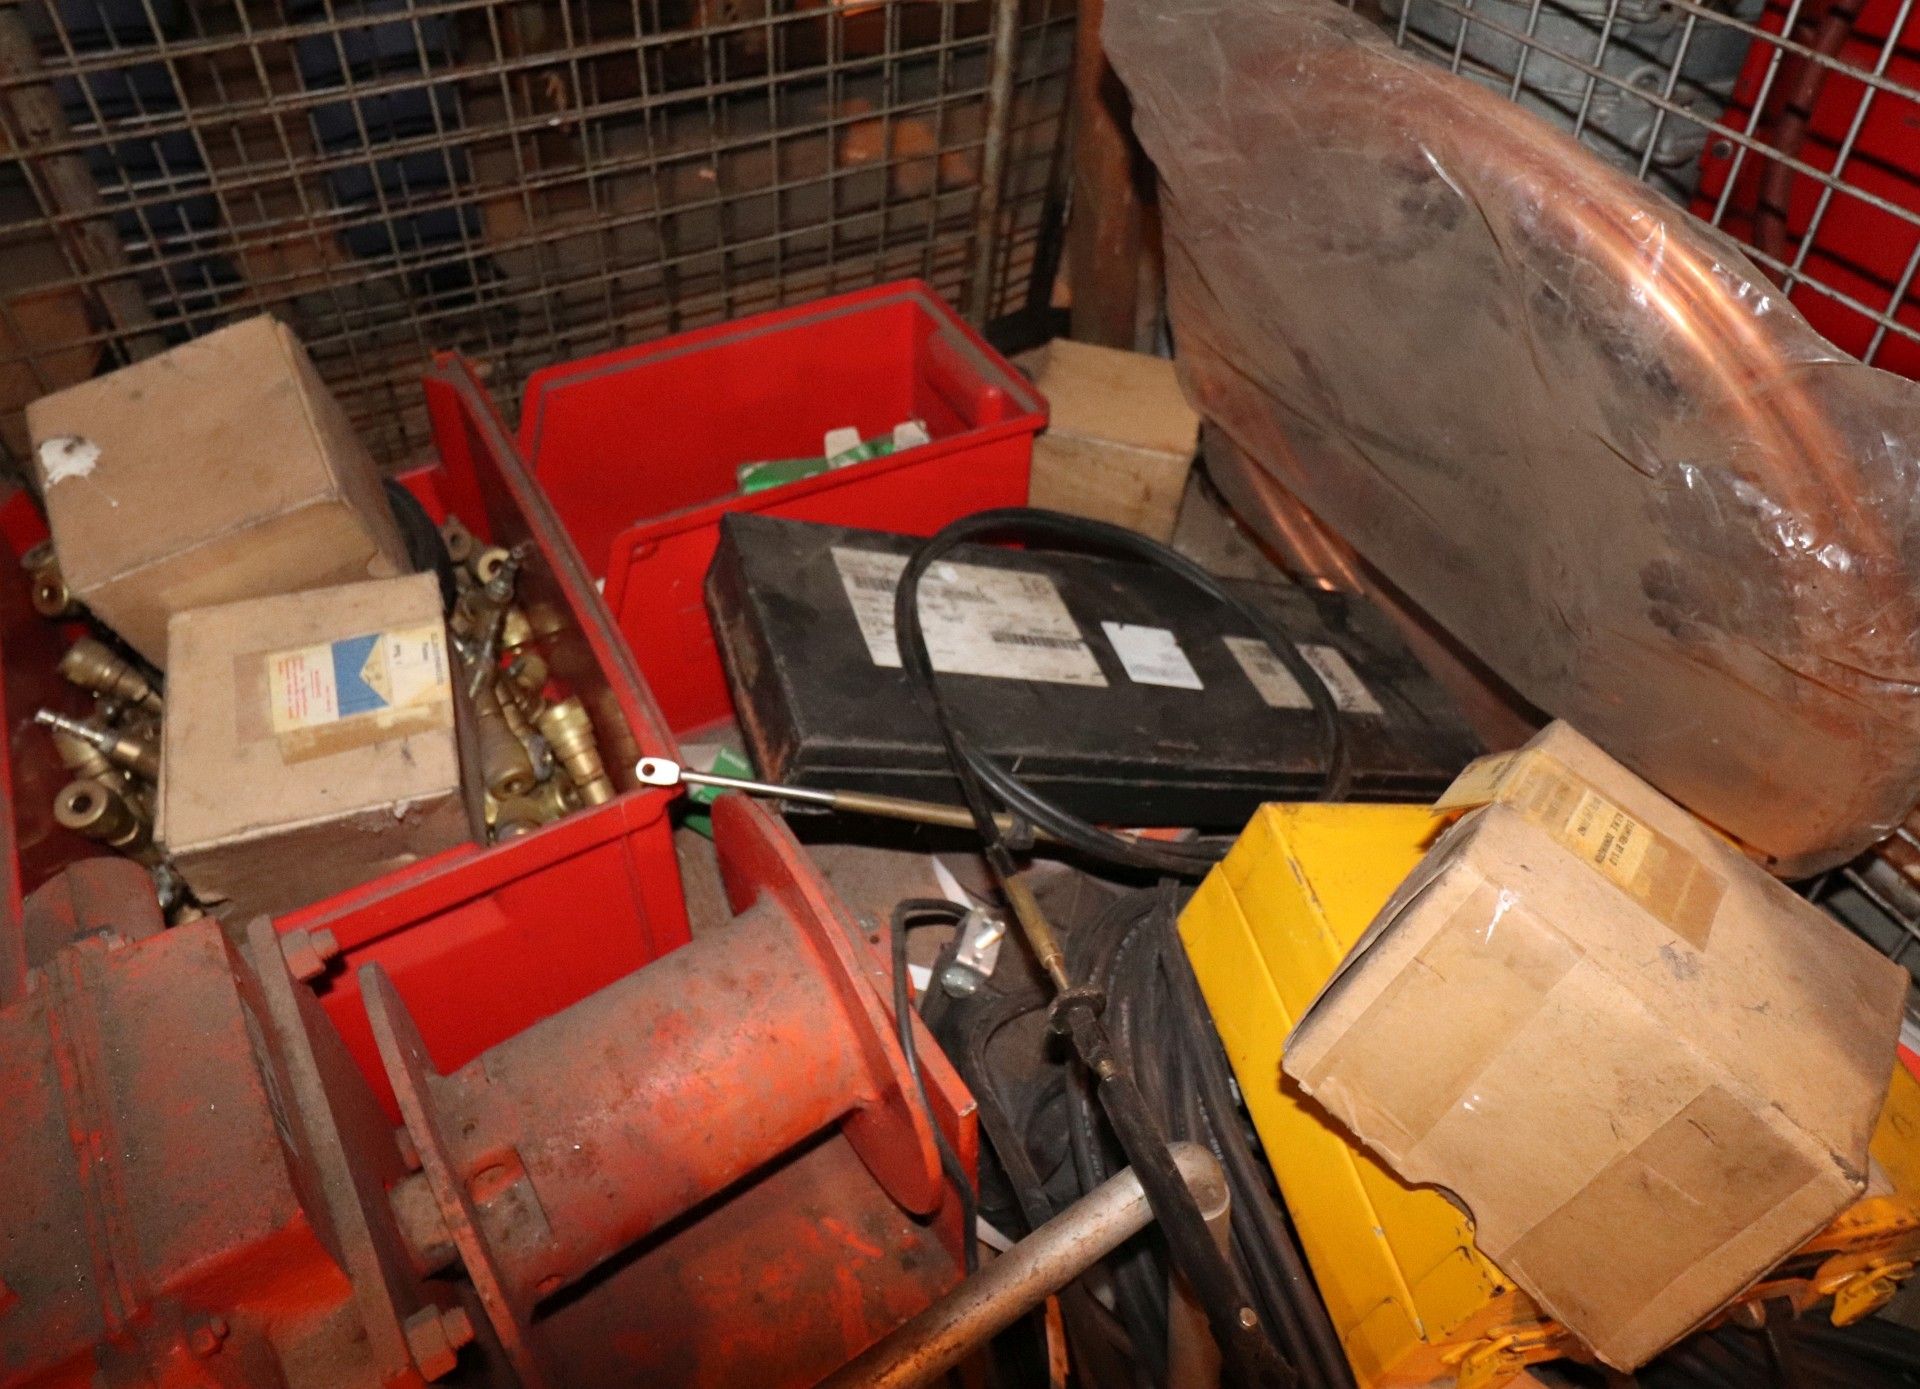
[
  {"left": 0, "top": 354, "right": 693, "bottom": 1116},
  {"left": 520, "top": 280, "right": 1045, "bottom": 735}
]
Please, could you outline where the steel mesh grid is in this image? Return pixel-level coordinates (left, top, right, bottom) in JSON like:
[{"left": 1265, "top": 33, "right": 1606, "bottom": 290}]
[
  {"left": 1354, "top": 0, "right": 1920, "bottom": 968},
  {"left": 0, "top": 0, "right": 1074, "bottom": 470},
  {"left": 1351, "top": 0, "right": 1920, "bottom": 381}
]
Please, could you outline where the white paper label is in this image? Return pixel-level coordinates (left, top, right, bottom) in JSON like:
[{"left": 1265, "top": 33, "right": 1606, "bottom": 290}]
[
  {"left": 832, "top": 546, "right": 1107, "bottom": 687},
  {"left": 1224, "top": 637, "right": 1382, "bottom": 715},
  {"left": 1224, "top": 635, "right": 1309, "bottom": 709},
  {"left": 268, "top": 623, "right": 450, "bottom": 734},
  {"left": 1300, "top": 644, "right": 1383, "bottom": 715},
  {"left": 1101, "top": 622, "right": 1203, "bottom": 690}
]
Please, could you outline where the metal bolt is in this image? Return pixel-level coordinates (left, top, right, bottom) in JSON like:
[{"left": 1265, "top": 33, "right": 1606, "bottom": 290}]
[
  {"left": 939, "top": 963, "right": 984, "bottom": 998},
  {"left": 187, "top": 1316, "right": 229, "bottom": 1358},
  {"left": 1237, "top": 1307, "right": 1259, "bottom": 1330},
  {"left": 279, "top": 927, "right": 342, "bottom": 983},
  {"left": 404, "top": 1305, "right": 474, "bottom": 1380}
]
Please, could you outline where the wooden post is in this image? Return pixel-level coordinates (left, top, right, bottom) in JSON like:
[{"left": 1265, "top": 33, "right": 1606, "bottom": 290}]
[{"left": 1065, "top": 0, "right": 1156, "bottom": 350}]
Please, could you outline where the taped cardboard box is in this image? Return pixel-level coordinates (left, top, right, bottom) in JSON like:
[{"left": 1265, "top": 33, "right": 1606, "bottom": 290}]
[
  {"left": 159, "top": 573, "right": 481, "bottom": 922},
  {"left": 1283, "top": 721, "right": 1906, "bottom": 1371},
  {"left": 26, "top": 314, "right": 408, "bottom": 666},
  {"left": 1019, "top": 340, "right": 1199, "bottom": 542}
]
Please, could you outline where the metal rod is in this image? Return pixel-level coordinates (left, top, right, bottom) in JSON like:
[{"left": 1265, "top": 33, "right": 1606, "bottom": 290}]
[
  {"left": 640, "top": 758, "right": 1058, "bottom": 842},
  {"left": 966, "top": 0, "right": 1022, "bottom": 323},
  {"left": 817, "top": 1143, "right": 1230, "bottom": 1389}
]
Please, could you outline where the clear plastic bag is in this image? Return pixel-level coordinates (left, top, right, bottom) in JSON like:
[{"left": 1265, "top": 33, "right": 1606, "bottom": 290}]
[{"left": 1105, "top": 0, "right": 1920, "bottom": 875}]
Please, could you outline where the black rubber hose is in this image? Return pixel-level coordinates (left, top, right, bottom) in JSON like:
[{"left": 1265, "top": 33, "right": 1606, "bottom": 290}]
[{"left": 888, "top": 896, "right": 981, "bottom": 1274}]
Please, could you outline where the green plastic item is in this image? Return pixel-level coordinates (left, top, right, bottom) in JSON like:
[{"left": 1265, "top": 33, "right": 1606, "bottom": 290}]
[{"left": 681, "top": 745, "right": 756, "bottom": 838}]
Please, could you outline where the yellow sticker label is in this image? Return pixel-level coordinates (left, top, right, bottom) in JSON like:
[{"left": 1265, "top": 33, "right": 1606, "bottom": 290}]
[{"left": 1435, "top": 748, "right": 1723, "bottom": 947}]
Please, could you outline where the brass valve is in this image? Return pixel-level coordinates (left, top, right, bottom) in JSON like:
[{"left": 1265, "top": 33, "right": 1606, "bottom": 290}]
[
  {"left": 58, "top": 638, "right": 163, "bottom": 716},
  {"left": 536, "top": 697, "right": 615, "bottom": 807},
  {"left": 55, "top": 778, "right": 154, "bottom": 860},
  {"left": 36, "top": 709, "right": 159, "bottom": 780}
]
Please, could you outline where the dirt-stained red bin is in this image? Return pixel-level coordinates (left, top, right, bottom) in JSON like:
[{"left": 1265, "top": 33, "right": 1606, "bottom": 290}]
[
  {"left": 519, "top": 279, "right": 1045, "bottom": 735},
  {"left": 0, "top": 355, "right": 692, "bottom": 1116}
]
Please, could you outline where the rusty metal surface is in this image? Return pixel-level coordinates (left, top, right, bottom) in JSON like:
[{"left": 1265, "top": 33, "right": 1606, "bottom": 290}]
[
  {"left": 0, "top": 915, "right": 405, "bottom": 1388},
  {"left": 537, "top": 1130, "right": 965, "bottom": 1389},
  {"left": 18, "top": 854, "right": 160, "bottom": 969},
  {"left": 365, "top": 791, "right": 949, "bottom": 1380},
  {"left": 2, "top": 782, "right": 978, "bottom": 1389}
]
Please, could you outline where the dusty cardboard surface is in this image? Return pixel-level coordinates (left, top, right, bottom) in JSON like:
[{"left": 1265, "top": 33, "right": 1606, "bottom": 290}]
[
  {"left": 1284, "top": 721, "right": 1907, "bottom": 1369},
  {"left": 25, "top": 314, "right": 407, "bottom": 664},
  {"left": 161, "top": 572, "right": 474, "bottom": 919}
]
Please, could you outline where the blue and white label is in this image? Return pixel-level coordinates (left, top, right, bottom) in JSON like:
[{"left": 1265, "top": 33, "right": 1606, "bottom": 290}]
[{"left": 269, "top": 624, "right": 449, "bottom": 735}]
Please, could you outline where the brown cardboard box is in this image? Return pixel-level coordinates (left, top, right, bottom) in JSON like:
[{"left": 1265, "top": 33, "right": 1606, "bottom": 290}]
[
  {"left": 159, "top": 574, "right": 480, "bottom": 921},
  {"left": 26, "top": 314, "right": 408, "bottom": 666},
  {"left": 1283, "top": 722, "right": 1906, "bottom": 1371},
  {"left": 1019, "top": 340, "right": 1199, "bottom": 541}
]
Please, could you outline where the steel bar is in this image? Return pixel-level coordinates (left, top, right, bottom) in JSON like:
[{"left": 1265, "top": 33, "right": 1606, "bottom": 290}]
[{"left": 817, "top": 1142, "right": 1230, "bottom": 1389}]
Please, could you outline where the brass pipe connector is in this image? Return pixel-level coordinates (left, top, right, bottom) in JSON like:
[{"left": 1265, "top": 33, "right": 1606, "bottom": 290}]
[
  {"left": 503, "top": 650, "right": 548, "bottom": 705},
  {"left": 55, "top": 778, "right": 154, "bottom": 860},
  {"left": 535, "top": 697, "right": 615, "bottom": 807},
  {"left": 36, "top": 709, "right": 159, "bottom": 780},
  {"left": 471, "top": 680, "right": 538, "bottom": 799},
  {"left": 22, "top": 541, "right": 76, "bottom": 620},
  {"left": 58, "top": 638, "right": 163, "bottom": 716},
  {"left": 499, "top": 606, "right": 533, "bottom": 652}
]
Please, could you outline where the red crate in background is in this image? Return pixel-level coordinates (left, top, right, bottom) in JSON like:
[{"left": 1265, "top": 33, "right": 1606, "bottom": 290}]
[
  {"left": 1694, "top": 0, "right": 1920, "bottom": 380},
  {"left": 0, "top": 355, "right": 693, "bottom": 1117},
  {"left": 520, "top": 280, "right": 1045, "bottom": 735}
]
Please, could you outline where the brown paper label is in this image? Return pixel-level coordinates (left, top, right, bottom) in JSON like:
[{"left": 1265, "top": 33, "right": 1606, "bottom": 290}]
[
  {"left": 1437, "top": 750, "right": 1724, "bottom": 947},
  {"left": 261, "top": 623, "right": 451, "bottom": 763}
]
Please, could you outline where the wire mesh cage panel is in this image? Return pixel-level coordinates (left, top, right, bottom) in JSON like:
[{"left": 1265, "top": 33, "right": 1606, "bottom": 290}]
[
  {"left": 0, "top": 0, "right": 1074, "bottom": 470},
  {"left": 1353, "top": 0, "right": 1920, "bottom": 972},
  {"left": 1355, "top": 0, "right": 1920, "bottom": 382}
]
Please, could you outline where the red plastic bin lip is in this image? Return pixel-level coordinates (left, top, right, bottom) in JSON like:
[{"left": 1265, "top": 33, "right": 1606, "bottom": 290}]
[
  {"left": 515, "top": 280, "right": 1047, "bottom": 550},
  {"left": 519, "top": 278, "right": 1044, "bottom": 458},
  {"left": 275, "top": 353, "right": 682, "bottom": 941}
]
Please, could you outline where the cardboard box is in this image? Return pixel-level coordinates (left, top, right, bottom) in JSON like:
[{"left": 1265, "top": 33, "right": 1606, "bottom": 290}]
[
  {"left": 1283, "top": 721, "right": 1906, "bottom": 1370},
  {"left": 1019, "top": 340, "right": 1199, "bottom": 541},
  {"left": 26, "top": 314, "right": 409, "bottom": 666},
  {"left": 160, "top": 573, "right": 480, "bottom": 921}
]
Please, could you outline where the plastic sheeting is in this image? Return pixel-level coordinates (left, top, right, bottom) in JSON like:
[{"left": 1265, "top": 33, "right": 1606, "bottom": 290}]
[{"left": 1105, "top": 0, "right": 1920, "bottom": 876}]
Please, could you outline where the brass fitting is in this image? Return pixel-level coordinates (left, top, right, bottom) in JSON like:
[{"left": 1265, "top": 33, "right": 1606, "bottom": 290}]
[
  {"left": 55, "top": 778, "right": 153, "bottom": 860},
  {"left": 36, "top": 708, "right": 159, "bottom": 780},
  {"left": 504, "top": 650, "right": 548, "bottom": 704},
  {"left": 471, "top": 679, "right": 538, "bottom": 800},
  {"left": 499, "top": 606, "right": 534, "bottom": 652},
  {"left": 495, "top": 681, "right": 533, "bottom": 742},
  {"left": 440, "top": 516, "right": 476, "bottom": 566},
  {"left": 58, "top": 638, "right": 163, "bottom": 716},
  {"left": 471, "top": 546, "right": 512, "bottom": 588},
  {"left": 22, "top": 542, "right": 76, "bottom": 620},
  {"left": 535, "top": 697, "right": 615, "bottom": 807},
  {"left": 493, "top": 774, "right": 574, "bottom": 831}
]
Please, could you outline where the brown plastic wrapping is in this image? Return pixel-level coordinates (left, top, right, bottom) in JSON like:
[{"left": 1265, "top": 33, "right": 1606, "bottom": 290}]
[{"left": 1104, "top": 0, "right": 1920, "bottom": 875}]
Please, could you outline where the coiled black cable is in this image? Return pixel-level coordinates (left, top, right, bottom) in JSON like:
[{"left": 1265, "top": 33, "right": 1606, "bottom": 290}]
[
  {"left": 1062, "top": 886, "right": 1355, "bottom": 1388},
  {"left": 891, "top": 508, "right": 1351, "bottom": 878}
]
